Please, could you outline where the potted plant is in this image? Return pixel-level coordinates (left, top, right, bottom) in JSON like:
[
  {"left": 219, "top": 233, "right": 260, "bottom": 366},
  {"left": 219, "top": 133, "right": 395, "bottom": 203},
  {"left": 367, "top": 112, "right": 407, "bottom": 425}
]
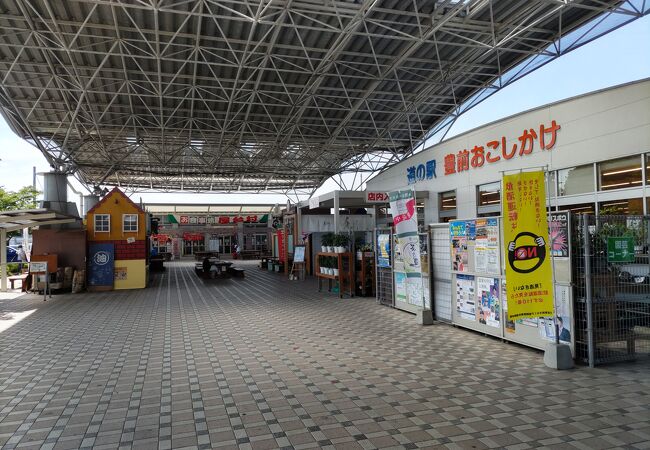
[
  {"left": 356, "top": 243, "right": 373, "bottom": 259},
  {"left": 322, "top": 233, "right": 334, "bottom": 253},
  {"left": 332, "top": 256, "right": 339, "bottom": 277},
  {"left": 327, "top": 256, "right": 335, "bottom": 275},
  {"left": 319, "top": 255, "right": 327, "bottom": 274},
  {"left": 334, "top": 233, "right": 349, "bottom": 253},
  {"left": 362, "top": 243, "right": 374, "bottom": 258}
]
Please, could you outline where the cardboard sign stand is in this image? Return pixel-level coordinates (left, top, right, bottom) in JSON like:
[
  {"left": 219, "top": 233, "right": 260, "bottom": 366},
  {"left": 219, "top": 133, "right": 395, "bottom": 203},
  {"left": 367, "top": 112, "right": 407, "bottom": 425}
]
[
  {"left": 289, "top": 245, "right": 306, "bottom": 281},
  {"left": 30, "top": 261, "right": 50, "bottom": 301}
]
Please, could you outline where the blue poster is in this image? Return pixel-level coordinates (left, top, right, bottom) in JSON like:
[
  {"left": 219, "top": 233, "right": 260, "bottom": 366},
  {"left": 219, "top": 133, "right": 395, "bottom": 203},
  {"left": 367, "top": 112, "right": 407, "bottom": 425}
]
[
  {"left": 467, "top": 220, "right": 476, "bottom": 240},
  {"left": 88, "top": 243, "right": 114, "bottom": 287},
  {"left": 377, "top": 233, "right": 391, "bottom": 268}
]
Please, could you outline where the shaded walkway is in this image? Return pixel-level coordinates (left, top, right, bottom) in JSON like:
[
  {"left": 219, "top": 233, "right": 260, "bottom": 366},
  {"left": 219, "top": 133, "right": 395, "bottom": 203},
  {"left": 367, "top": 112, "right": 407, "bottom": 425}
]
[{"left": 0, "top": 261, "right": 648, "bottom": 450}]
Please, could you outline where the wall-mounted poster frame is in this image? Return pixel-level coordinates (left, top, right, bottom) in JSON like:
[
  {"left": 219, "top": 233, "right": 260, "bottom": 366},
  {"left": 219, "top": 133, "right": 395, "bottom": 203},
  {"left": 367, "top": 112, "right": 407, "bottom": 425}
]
[
  {"left": 375, "top": 228, "right": 394, "bottom": 307},
  {"left": 450, "top": 218, "right": 502, "bottom": 337},
  {"left": 448, "top": 216, "right": 575, "bottom": 353}
]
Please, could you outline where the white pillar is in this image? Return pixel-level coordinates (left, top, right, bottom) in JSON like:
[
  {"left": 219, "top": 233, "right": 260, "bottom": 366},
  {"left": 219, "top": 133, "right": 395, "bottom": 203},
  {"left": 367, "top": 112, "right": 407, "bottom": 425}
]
[
  {"left": 22, "top": 227, "right": 30, "bottom": 258},
  {"left": 1, "top": 229, "right": 7, "bottom": 292},
  {"left": 333, "top": 191, "right": 340, "bottom": 233}
]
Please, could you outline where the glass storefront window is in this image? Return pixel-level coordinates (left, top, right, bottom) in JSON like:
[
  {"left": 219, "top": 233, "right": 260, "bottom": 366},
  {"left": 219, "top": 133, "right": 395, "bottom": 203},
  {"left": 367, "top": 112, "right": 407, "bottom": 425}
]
[
  {"left": 599, "top": 198, "right": 643, "bottom": 215},
  {"left": 477, "top": 182, "right": 501, "bottom": 206},
  {"left": 557, "top": 165, "right": 594, "bottom": 196},
  {"left": 477, "top": 211, "right": 500, "bottom": 218},
  {"left": 439, "top": 190, "right": 456, "bottom": 223},
  {"left": 439, "top": 190, "right": 456, "bottom": 211},
  {"left": 417, "top": 203, "right": 425, "bottom": 232},
  {"left": 561, "top": 202, "right": 595, "bottom": 215},
  {"left": 253, "top": 234, "right": 268, "bottom": 251},
  {"left": 547, "top": 171, "right": 557, "bottom": 197},
  {"left": 598, "top": 155, "right": 642, "bottom": 191}
]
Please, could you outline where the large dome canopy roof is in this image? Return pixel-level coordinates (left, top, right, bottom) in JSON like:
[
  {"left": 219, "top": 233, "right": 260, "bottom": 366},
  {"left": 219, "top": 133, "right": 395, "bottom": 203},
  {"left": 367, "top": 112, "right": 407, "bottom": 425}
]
[{"left": 0, "top": 0, "right": 646, "bottom": 194}]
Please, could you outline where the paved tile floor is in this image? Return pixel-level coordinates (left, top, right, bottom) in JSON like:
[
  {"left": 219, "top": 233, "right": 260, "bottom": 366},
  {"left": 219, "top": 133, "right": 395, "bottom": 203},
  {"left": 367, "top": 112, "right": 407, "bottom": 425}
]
[{"left": 0, "top": 261, "right": 649, "bottom": 450}]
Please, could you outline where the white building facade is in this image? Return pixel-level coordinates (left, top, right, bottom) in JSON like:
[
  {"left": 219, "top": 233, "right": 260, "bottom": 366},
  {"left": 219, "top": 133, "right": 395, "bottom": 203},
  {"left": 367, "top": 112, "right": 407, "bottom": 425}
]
[{"left": 367, "top": 79, "right": 650, "bottom": 224}]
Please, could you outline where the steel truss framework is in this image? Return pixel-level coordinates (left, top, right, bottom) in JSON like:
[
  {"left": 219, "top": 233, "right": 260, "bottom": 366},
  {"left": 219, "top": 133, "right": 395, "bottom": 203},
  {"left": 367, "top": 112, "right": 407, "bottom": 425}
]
[{"left": 0, "top": 0, "right": 647, "bottom": 195}]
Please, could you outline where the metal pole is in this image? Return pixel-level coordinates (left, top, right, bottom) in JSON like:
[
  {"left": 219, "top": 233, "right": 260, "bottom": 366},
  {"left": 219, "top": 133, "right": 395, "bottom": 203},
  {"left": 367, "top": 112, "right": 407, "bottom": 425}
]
[
  {"left": 1, "top": 229, "right": 7, "bottom": 292},
  {"left": 333, "top": 191, "right": 340, "bottom": 234},
  {"left": 582, "top": 215, "right": 595, "bottom": 368},
  {"left": 546, "top": 170, "right": 560, "bottom": 345}
]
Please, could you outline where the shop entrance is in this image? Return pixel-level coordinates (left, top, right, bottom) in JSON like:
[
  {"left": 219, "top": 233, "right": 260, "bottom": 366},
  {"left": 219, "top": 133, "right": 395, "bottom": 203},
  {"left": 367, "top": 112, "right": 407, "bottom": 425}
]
[
  {"left": 219, "top": 236, "right": 232, "bottom": 255},
  {"left": 183, "top": 239, "right": 205, "bottom": 256}
]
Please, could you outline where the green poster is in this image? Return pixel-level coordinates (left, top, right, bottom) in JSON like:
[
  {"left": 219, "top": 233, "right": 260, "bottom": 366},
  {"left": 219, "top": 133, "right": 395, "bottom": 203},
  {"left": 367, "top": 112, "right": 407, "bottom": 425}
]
[{"left": 607, "top": 237, "right": 635, "bottom": 262}]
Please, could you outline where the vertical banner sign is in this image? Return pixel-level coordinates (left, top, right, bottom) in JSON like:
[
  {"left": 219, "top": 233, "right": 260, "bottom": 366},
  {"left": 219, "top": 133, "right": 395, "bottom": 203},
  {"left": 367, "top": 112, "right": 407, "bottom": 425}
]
[
  {"left": 389, "top": 189, "right": 423, "bottom": 308},
  {"left": 503, "top": 171, "right": 554, "bottom": 319},
  {"left": 277, "top": 230, "right": 286, "bottom": 262}
]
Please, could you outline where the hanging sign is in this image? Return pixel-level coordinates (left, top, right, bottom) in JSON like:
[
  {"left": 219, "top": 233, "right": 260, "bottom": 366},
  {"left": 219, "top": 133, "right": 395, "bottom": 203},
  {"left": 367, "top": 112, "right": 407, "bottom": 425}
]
[
  {"left": 389, "top": 189, "right": 423, "bottom": 308},
  {"left": 607, "top": 237, "right": 634, "bottom": 263},
  {"left": 502, "top": 171, "right": 554, "bottom": 319}
]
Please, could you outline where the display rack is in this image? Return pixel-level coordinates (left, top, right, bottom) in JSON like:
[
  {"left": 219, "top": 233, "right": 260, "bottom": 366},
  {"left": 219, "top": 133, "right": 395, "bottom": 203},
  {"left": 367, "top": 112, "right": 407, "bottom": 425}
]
[
  {"left": 356, "top": 252, "right": 375, "bottom": 296},
  {"left": 315, "top": 252, "right": 354, "bottom": 298}
]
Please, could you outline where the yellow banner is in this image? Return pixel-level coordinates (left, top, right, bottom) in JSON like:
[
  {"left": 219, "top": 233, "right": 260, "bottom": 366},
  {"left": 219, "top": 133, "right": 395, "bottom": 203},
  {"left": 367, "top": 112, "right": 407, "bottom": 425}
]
[{"left": 503, "top": 171, "right": 554, "bottom": 319}]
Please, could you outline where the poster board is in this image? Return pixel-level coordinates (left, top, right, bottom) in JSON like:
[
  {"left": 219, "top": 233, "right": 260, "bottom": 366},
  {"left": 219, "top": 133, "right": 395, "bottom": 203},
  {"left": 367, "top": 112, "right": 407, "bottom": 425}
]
[
  {"left": 31, "top": 254, "right": 57, "bottom": 273},
  {"left": 448, "top": 215, "right": 575, "bottom": 353},
  {"left": 293, "top": 245, "right": 305, "bottom": 263},
  {"left": 29, "top": 261, "right": 48, "bottom": 273}
]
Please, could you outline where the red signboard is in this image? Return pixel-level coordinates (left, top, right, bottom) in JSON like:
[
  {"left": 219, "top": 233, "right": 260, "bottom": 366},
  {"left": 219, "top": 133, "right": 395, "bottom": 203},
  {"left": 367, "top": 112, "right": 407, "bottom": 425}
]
[
  {"left": 177, "top": 214, "right": 261, "bottom": 225},
  {"left": 151, "top": 234, "right": 170, "bottom": 242},
  {"left": 365, "top": 191, "right": 389, "bottom": 203}
]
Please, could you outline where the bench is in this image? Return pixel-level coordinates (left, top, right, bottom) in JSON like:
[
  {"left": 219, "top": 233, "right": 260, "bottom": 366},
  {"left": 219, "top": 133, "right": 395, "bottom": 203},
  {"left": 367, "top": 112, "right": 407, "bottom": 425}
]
[
  {"left": 8, "top": 274, "right": 29, "bottom": 290},
  {"left": 240, "top": 250, "right": 261, "bottom": 260},
  {"left": 227, "top": 267, "right": 245, "bottom": 278}
]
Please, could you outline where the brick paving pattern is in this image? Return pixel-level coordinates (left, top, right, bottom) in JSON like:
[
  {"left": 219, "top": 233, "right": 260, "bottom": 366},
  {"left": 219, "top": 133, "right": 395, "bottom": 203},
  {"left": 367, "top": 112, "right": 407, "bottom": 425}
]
[{"left": 0, "top": 260, "right": 649, "bottom": 450}]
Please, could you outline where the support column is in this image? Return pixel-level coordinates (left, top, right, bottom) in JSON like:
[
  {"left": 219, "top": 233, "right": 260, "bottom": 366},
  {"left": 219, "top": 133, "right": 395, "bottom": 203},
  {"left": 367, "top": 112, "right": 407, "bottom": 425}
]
[
  {"left": 1, "top": 229, "right": 7, "bottom": 292},
  {"left": 333, "top": 191, "right": 340, "bottom": 233}
]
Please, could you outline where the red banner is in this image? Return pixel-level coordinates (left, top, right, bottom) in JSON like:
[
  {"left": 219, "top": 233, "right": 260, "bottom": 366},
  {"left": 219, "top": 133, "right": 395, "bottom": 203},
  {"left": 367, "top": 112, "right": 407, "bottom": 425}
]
[
  {"left": 182, "top": 233, "right": 204, "bottom": 242},
  {"left": 278, "top": 230, "right": 286, "bottom": 262}
]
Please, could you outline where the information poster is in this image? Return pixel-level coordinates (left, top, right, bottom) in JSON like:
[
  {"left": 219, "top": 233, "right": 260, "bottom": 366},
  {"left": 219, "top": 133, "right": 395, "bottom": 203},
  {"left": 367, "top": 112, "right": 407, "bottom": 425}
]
[
  {"left": 390, "top": 189, "right": 424, "bottom": 308},
  {"left": 539, "top": 285, "right": 571, "bottom": 343},
  {"left": 505, "top": 278, "right": 543, "bottom": 334},
  {"left": 450, "top": 221, "right": 469, "bottom": 272},
  {"left": 549, "top": 212, "right": 569, "bottom": 258},
  {"left": 456, "top": 274, "right": 475, "bottom": 321},
  {"left": 394, "top": 271, "right": 407, "bottom": 303},
  {"left": 486, "top": 219, "right": 499, "bottom": 272},
  {"left": 477, "top": 277, "right": 500, "bottom": 328},
  {"left": 475, "top": 219, "right": 488, "bottom": 273},
  {"left": 502, "top": 171, "right": 554, "bottom": 319},
  {"left": 377, "top": 233, "right": 391, "bottom": 268}
]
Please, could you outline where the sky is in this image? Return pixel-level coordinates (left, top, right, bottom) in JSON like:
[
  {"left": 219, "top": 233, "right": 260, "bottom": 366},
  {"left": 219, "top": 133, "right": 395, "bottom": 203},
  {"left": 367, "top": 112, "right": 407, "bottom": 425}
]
[{"left": 1, "top": 13, "right": 649, "bottom": 210}]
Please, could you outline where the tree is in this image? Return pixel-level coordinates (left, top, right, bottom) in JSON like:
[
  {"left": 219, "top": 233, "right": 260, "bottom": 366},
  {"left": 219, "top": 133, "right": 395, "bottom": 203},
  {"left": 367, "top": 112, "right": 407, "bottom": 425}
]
[
  {"left": 0, "top": 186, "right": 39, "bottom": 211},
  {"left": 0, "top": 186, "right": 40, "bottom": 242}
]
